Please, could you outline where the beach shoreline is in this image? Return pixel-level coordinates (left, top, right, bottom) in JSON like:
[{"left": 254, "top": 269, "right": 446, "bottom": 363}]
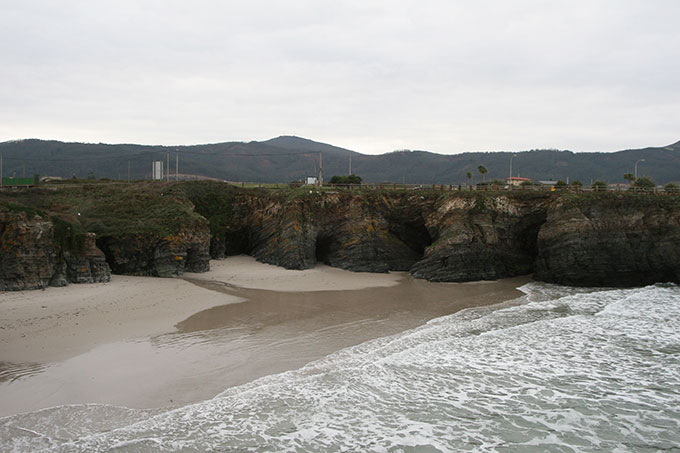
[{"left": 0, "top": 256, "right": 529, "bottom": 417}]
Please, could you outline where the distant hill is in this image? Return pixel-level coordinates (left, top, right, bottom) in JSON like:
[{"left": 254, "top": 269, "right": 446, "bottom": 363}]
[
  {"left": 1, "top": 136, "right": 678, "bottom": 185},
  {"left": 261, "top": 136, "right": 361, "bottom": 157}
]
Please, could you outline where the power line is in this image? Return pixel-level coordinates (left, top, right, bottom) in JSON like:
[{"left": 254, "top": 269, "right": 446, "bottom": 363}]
[
  {"left": 0, "top": 150, "right": 316, "bottom": 162},
  {"left": 149, "top": 149, "right": 316, "bottom": 157},
  {"left": 0, "top": 155, "right": 135, "bottom": 163}
]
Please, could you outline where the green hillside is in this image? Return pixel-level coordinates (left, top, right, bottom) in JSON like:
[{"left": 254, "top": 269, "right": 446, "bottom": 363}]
[{"left": 0, "top": 136, "right": 678, "bottom": 185}]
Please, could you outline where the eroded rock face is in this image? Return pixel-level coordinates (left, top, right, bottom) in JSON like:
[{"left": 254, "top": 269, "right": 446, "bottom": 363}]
[
  {"left": 4, "top": 184, "right": 680, "bottom": 290},
  {"left": 410, "top": 194, "right": 548, "bottom": 282},
  {"left": 248, "top": 196, "right": 318, "bottom": 270},
  {"left": 0, "top": 213, "right": 111, "bottom": 291},
  {"left": 210, "top": 189, "right": 680, "bottom": 286},
  {"left": 63, "top": 233, "right": 111, "bottom": 284},
  {"left": 97, "top": 225, "right": 211, "bottom": 278},
  {"left": 0, "top": 212, "right": 57, "bottom": 290},
  {"left": 314, "top": 193, "right": 426, "bottom": 273},
  {"left": 212, "top": 191, "right": 431, "bottom": 273},
  {"left": 534, "top": 197, "right": 680, "bottom": 286}
]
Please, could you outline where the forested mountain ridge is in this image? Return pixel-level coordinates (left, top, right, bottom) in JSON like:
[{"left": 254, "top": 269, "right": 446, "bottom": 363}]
[{"left": 0, "top": 136, "right": 678, "bottom": 185}]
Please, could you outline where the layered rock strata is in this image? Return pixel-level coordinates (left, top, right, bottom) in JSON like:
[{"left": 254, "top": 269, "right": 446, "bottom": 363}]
[
  {"left": 410, "top": 195, "right": 548, "bottom": 282},
  {"left": 96, "top": 226, "right": 211, "bottom": 278},
  {"left": 213, "top": 191, "right": 432, "bottom": 274},
  {"left": 3, "top": 183, "right": 679, "bottom": 290},
  {"left": 0, "top": 213, "right": 110, "bottom": 291},
  {"left": 202, "top": 188, "right": 679, "bottom": 287},
  {"left": 534, "top": 195, "right": 680, "bottom": 286}
]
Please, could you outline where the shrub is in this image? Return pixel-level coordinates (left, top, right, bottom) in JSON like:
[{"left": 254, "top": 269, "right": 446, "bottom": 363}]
[
  {"left": 592, "top": 180, "right": 607, "bottom": 191},
  {"left": 664, "top": 182, "right": 679, "bottom": 193},
  {"left": 329, "top": 175, "right": 362, "bottom": 185},
  {"left": 52, "top": 216, "right": 87, "bottom": 252},
  {"left": 631, "top": 177, "right": 655, "bottom": 191}
]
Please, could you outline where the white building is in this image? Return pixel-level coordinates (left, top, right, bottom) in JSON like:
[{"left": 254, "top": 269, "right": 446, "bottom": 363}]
[{"left": 152, "top": 161, "right": 164, "bottom": 180}]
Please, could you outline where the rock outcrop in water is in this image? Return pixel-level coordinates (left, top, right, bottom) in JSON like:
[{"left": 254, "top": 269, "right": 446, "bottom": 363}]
[{"left": 2, "top": 182, "right": 679, "bottom": 290}]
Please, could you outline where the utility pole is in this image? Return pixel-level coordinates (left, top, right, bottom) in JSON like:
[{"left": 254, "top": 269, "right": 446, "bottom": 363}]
[
  {"left": 635, "top": 158, "right": 645, "bottom": 179},
  {"left": 175, "top": 150, "right": 179, "bottom": 181},
  {"left": 509, "top": 154, "right": 517, "bottom": 179},
  {"left": 319, "top": 152, "right": 323, "bottom": 186},
  {"left": 166, "top": 151, "right": 170, "bottom": 182},
  {"left": 349, "top": 155, "right": 352, "bottom": 175}
]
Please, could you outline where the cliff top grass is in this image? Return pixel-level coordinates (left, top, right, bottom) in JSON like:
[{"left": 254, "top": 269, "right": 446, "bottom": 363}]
[
  {"left": 170, "top": 180, "right": 242, "bottom": 237},
  {"left": 3, "top": 182, "right": 678, "bottom": 243},
  {"left": 0, "top": 200, "right": 46, "bottom": 219},
  {"left": 0, "top": 181, "right": 206, "bottom": 238},
  {"left": 556, "top": 190, "right": 680, "bottom": 210}
]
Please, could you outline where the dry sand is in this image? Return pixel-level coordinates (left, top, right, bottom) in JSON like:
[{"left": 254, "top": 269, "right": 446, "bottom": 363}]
[
  {"left": 0, "top": 275, "right": 243, "bottom": 364},
  {"left": 188, "top": 255, "right": 404, "bottom": 292},
  {"left": 0, "top": 256, "right": 529, "bottom": 417}
]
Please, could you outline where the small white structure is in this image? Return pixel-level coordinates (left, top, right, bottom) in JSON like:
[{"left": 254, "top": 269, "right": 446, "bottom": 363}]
[
  {"left": 306, "top": 176, "right": 318, "bottom": 186},
  {"left": 506, "top": 176, "right": 532, "bottom": 187},
  {"left": 152, "top": 161, "right": 164, "bottom": 180},
  {"left": 40, "top": 176, "right": 63, "bottom": 182}
]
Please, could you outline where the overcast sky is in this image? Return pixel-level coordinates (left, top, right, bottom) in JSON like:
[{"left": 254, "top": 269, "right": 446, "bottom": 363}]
[{"left": 1, "top": 0, "right": 679, "bottom": 154}]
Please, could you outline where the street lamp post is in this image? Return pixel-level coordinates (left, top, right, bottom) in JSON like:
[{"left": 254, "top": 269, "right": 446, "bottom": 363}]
[
  {"left": 509, "top": 154, "right": 517, "bottom": 179},
  {"left": 634, "top": 158, "right": 645, "bottom": 179}
]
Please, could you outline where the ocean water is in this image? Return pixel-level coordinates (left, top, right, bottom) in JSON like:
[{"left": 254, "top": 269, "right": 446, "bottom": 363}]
[{"left": 1, "top": 283, "right": 679, "bottom": 452}]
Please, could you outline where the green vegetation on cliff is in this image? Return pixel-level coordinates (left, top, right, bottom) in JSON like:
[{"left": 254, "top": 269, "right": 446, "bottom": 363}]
[
  {"left": 558, "top": 190, "right": 680, "bottom": 210},
  {"left": 0, "top": 181, "right": 206, "bottom": 239},
  {"left": 51, "top": 216, "right": 87, "bottom": 252},
  {"left": 173, "top": 181, "right": 239, "bottom": 238},
  {"left": 2, "top": 181, "right": 680, "bottom": 288},
  {"left": 0, "top": 200, "right": 45, "bottom": 219}
]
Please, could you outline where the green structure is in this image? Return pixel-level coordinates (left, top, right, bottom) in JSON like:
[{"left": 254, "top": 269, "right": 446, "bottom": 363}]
[{"left": 1, "top": 175, "right": 39, "bottom": 186}]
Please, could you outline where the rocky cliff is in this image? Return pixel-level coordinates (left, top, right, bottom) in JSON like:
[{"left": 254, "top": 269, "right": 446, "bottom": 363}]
[
  {"left": 0, "top": 212, "right": 110, "bottom": 291},
  {"left": 0, "top": 183, "right": 211, "bottom": 290},
  {"left": 191, "top": 184, "right": 679, "bottom": 287},
  {"left": 203, "top": 189, "right": 434, "bottom": 273},
  {"left": 534, "top": 194, "right": 680, "bottom": 286},
  {"left": 2, "top": 182, "right": 679, "bottom": 290},
  {"left": 410, "top": 194, "right": 548, "bottom": 282},
  {"left": 96, "top": 226, "right": 211, "bottom": 278},
  {"left": 201, "top": 189, "right": 552, "bottom": 281}
]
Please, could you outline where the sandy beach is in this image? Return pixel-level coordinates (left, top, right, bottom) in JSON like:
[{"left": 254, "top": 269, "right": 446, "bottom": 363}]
[{"left": 0, "top": 256, "right": 529, "bottom": 417}]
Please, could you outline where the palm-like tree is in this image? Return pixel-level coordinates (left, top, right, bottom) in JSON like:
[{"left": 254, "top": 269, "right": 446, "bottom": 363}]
[
  {"left": 623, "top": 173, "right": 635, "bottom": 184},
  {"left": 478, "top": 165, "right": 488, "bottom": 182},
  {"left": 466, "top": 171, "right": 473, "bottom": 186}
]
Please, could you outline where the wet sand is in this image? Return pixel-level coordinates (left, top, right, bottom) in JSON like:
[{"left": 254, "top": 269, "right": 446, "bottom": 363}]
[{"left": 0, "top": 256, "right": 529, "bottom": 417}]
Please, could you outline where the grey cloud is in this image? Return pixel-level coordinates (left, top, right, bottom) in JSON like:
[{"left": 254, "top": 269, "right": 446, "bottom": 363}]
[{"left": 1, "top": 0, "right": 679, "bottom": 153}]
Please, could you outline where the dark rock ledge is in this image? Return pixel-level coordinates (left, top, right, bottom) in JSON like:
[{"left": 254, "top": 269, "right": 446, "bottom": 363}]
[{"left": 2, "top": 186, "right": 679, "bottom": 290}]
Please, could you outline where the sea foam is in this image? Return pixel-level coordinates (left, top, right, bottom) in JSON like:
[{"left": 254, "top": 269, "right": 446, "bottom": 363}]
[{"left": 2, "top": 283, "right": 679, "bottom": 452}]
